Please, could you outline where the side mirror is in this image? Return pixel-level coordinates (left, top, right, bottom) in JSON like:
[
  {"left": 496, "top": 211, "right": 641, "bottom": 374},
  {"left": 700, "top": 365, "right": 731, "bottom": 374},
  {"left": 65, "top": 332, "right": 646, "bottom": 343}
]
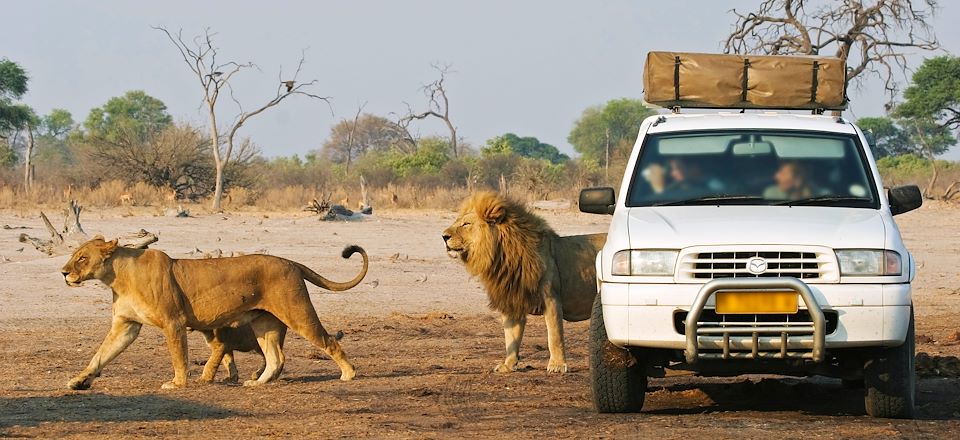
[
  {"left": 579, "top": 187, "right": 616, "bottom": 215},
  {"left": 888, "top": 185, "right": 922, "bottom": 216}
]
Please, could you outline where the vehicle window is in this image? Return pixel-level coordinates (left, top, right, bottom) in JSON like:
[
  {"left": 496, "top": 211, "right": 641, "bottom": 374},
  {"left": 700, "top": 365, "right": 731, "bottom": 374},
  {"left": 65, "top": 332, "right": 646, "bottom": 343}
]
[{"left": 626, "top": 130, "right": 879, "bottom": 208}]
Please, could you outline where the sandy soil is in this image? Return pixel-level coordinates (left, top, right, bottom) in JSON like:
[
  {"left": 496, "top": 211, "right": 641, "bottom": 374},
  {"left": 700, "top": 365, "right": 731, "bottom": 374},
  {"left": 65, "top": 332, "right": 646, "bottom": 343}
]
[{"left": 0, "top": 203, "right": 958, "bottom": 439}]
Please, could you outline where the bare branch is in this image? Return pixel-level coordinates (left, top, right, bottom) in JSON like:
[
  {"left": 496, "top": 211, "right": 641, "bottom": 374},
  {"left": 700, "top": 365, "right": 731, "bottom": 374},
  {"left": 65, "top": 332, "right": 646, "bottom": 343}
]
[
  {"left": 723, "top": 0, "right": 940, "bottom": 99},
  {"left": 399, "top": 63, "right": 459, "bottom": 158}
]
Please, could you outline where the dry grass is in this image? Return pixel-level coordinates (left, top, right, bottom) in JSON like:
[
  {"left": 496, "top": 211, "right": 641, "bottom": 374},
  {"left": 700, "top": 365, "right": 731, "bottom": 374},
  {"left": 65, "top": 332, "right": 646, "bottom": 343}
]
[{"left": 9, "top": 169, "right": 952, "bottom": 213}]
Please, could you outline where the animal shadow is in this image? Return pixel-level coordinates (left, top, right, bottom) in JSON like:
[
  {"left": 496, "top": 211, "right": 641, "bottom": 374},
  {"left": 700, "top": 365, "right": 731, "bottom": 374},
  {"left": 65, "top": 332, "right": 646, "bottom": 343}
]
[{"left": 0, "top": 393, "right": 237, "bottom": 431}]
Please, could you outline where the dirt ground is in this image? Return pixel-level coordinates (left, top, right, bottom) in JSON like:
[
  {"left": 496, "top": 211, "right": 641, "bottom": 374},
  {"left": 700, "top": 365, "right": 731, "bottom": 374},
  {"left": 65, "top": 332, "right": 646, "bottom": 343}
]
[{"left": 0, "top": 202, "right": 958, "bottom": 439}]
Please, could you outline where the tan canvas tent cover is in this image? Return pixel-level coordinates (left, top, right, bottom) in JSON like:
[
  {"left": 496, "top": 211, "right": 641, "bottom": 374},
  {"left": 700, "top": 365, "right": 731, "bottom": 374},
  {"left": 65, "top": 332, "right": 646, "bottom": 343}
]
[{"left": 644, "top": 52, "right": 848, "bottom": 110}]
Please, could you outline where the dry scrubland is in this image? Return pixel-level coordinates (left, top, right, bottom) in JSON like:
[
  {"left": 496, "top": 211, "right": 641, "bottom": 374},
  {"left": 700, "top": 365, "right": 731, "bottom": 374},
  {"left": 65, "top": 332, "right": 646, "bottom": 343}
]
[{"left": 0, "top": 201, "right": 958, "bottom": 438}]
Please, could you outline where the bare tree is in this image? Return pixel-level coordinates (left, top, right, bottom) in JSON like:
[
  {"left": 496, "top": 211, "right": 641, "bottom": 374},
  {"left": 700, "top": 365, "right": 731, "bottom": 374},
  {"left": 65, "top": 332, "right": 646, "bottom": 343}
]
[
  {"left": 400, "top": 64, "right": 459, "bottom": 158},
  {"left": 154, "top": 26, "right": 330, "bottom": 211},
  {"left": 724, "top": 0, "right": 939, "bottom": 97},
  {"left": 343, "top": 103, "right": 365, "bottom": 173}
]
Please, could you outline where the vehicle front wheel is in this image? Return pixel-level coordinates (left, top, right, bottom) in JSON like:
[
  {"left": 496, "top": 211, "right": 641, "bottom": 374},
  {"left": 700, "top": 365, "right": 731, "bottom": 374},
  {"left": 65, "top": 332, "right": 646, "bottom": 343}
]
[
  {"left": 589, "top": 294, "right": 646, "bottom": 413},
  {"left": 863, "top": 307, "right": 916, "bottom": 419}
]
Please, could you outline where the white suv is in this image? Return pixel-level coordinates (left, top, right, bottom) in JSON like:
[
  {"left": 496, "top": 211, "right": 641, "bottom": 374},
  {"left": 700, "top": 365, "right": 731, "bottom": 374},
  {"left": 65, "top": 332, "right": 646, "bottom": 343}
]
[{"left": 579, "top": 112, "right": 923, "bottom": 418}]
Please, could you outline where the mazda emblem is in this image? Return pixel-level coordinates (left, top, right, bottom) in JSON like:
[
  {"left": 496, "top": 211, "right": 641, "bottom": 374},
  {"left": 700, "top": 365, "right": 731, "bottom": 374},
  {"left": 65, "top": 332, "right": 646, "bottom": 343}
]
[{"left": 746, "top": 257, "right": 768, "bottom": 275}]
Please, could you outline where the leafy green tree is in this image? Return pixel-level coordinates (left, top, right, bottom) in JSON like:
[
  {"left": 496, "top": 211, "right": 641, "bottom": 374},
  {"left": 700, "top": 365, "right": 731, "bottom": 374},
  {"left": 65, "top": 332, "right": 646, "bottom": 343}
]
[
  {"left": 857, "top": 115, "right": 954, "bottom": 158},
  {"left": 899, "top": 116, "right": 956, "bottom": 157},
  {"left": 568, "top": 98, "right": 655, "bottom": 166},
  {"left": 41, "top": 108, "right": 74, "bottom": 139},
  {"left": 897, "top": 55, "right": 960, "bottom": 131},
  {"left": 858, "top": 117, "right": 909, "bottom": 157},
  {"left": 29, "top": 109, "right": 76, "bottom": 170},
  {"left": 482, "top": 133, "right": 569, "bottom": 164},
  {"left": 0, "top": 58, "right": 30, "bottom": 137},
  {"left": 83, "top": 90, "right": 172, "bottom": 142},
  {"left": 386, "top": 137, "right": 450, "bottom": 177}
]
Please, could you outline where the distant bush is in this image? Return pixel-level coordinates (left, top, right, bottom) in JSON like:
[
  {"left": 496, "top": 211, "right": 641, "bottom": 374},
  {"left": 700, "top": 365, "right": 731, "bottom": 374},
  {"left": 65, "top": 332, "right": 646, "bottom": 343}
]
[{"left": 877, "top": 154, "right": 960, "bottom": 199}]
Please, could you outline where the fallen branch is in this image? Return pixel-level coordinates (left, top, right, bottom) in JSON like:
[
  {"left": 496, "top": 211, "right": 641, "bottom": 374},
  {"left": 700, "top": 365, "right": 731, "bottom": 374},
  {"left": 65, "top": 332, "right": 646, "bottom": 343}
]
[
  {"left": 942, "top": 181, "right": 960, "bottom": 201},
  {"left": 18, "top": 201, "right": 160, "bottom": 255},
  {"left": 120, "top": 229, "right": 159, "bottom": 249},
  {"left": 303, "top": 198, "right": 330, "bottom": 214}
]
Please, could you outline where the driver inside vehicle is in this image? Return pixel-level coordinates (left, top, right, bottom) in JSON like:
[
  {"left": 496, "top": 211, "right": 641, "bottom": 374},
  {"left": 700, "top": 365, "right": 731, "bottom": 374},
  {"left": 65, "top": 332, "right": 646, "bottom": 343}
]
[
  {"left": 763, "top": 160, "right": 826, "bottom": 200},
  {"left": 660, "top": 157, "right": 725, "bottom": 197}
]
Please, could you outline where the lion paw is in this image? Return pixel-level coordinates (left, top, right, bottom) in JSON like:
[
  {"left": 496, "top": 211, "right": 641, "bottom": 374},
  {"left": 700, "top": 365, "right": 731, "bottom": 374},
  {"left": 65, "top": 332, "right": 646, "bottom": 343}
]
[
  {"left": 493, "top": 363, "right": 517, "bottom": 374},
  {"left": 546, "top": 362, "right": 568, "bottom": 374},
  {"left": 340, "top": 369, "right": 356, "bottom": 381},
  {"left": 221, "top": 375, "right": 239, "bottom": 384},
  {"left": 161, "top": 380, "right": 185, "bottom": 390},
  {"left": 243, "top": 379, "right": 263, "bottom": 387},
  {"left": 67, "top": 376, "right": 93, "bottom": 390}
]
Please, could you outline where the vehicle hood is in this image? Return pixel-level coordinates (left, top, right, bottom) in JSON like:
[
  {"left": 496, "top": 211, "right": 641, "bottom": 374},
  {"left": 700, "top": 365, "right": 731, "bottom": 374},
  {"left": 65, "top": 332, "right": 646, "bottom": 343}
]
[{"left": 624, "top": 206, "right": 886, "bottom": 249}]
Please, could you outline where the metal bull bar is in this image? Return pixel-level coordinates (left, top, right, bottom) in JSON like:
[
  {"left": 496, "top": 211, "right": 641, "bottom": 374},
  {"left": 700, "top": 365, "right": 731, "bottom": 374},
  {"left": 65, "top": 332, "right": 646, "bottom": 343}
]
[{"left": 683, "top": 278, "right": 826, "bottom": 364}]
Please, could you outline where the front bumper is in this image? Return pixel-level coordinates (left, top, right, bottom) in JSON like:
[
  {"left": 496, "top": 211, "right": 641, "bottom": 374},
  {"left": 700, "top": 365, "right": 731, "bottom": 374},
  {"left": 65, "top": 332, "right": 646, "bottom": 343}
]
[{"left": 600, "top": 280, "right": 912, "bottom": 358}]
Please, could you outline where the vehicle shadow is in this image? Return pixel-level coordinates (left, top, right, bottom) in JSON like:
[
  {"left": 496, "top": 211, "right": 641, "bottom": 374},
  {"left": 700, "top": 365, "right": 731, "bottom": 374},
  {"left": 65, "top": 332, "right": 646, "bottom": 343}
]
[
  {"left": 643, "top": 376, "right": 960, "bottom": 420},
  {"left": 0, "top": 393, "right": 238, "bottom": 432}
]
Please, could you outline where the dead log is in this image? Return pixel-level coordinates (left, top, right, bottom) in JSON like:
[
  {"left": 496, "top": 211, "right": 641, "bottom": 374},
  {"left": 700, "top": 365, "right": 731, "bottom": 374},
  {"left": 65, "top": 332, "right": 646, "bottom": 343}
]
[
  {"left": 119, "top": 229, "right": 159, "bottom": 249},
  {"left": 18, "top": 201, "right": 159, "bottom": 255},
  {"left": 943, "top": 181, "right": 960, "bottom": 201},
  {"left": 303, "top": 198, "right": 330, "bottom": 215}
]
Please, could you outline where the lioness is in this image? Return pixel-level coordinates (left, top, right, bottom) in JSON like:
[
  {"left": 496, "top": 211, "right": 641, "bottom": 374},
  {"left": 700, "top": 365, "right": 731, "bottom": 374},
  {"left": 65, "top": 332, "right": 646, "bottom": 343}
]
[
  {"left": 62, "top": 237, "right": 367, "bottom": 389},
  {"left": 442, "top": 192, "right": 605, "bottom": 373}
]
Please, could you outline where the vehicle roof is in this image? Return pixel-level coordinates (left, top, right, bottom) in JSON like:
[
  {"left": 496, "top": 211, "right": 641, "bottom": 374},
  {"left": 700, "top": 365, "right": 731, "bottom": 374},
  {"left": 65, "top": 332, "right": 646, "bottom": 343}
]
[{"left": 644, "top": 112, "right": 859, "bottom": 135}]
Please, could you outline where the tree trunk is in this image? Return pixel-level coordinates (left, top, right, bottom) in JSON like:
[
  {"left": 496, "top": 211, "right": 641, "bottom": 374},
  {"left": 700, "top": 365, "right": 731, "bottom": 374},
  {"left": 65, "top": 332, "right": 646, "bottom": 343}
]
[
  {"left": 445, "top": 118, "right": 458, "bottom": 159},
  {"left": 23, "top": 124, "right": 34, "bottom": 191},
  {"left": 914, "top": 123, "right": 939, "bottom": 198},
  {"left": 925, "top": 154, "right": 940, "bottom": 199},
  {"left": 212, "top": 161, "right": 225, "bottom": 211},
  {"left": 208, "top": 106, "right": 224, "bottom": 211}
]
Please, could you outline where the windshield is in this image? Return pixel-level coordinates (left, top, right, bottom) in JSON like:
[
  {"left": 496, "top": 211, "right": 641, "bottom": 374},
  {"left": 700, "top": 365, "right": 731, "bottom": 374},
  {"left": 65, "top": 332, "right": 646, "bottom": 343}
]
[{"left": 626, "top": 130, "right": 879, "bottom": 208}]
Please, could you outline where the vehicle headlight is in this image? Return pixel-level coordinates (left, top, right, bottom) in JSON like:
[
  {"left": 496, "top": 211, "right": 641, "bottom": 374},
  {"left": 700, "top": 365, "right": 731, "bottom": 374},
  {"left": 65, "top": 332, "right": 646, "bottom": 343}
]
[
  {"left": 611, "top": 250, "right": 678, "bottom": 276},
  {"left": 836, "top": 249, "right": 901, "bottom": 276}
]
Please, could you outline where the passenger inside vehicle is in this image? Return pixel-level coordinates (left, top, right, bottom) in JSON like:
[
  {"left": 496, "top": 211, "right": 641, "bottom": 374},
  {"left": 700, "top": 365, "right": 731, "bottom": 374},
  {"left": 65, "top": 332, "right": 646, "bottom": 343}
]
[{"left": 763, "top": 160, "right": 826, "bottom": 200}]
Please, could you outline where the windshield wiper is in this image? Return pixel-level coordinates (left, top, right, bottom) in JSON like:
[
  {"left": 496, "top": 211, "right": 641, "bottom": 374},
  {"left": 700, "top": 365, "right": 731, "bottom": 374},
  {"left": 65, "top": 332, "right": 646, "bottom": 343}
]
[
  {"left": 653, "top": 195, "right": 766, "bottom": 206},
  {"left": 776, "top": 196, "right": 873, "bottom": 207}
]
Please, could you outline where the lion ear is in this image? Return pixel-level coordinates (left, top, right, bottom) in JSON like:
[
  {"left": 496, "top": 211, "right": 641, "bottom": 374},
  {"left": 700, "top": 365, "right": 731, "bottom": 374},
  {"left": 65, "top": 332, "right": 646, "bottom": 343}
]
[
  {"left": 100, "top": 238, "right": 119, "bottom": 256},
  {"left": 481, "top": 201, "right": 507, "bottom": 224},
  {"left": 92, "top": 234, "right": 105, "bottom": 241}
]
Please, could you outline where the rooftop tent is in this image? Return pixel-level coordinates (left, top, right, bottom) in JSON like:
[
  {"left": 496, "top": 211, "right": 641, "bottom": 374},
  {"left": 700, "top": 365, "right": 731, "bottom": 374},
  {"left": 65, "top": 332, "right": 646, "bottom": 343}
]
[{"left": 643, "top": 52, "right": 848, "bottom": 111}]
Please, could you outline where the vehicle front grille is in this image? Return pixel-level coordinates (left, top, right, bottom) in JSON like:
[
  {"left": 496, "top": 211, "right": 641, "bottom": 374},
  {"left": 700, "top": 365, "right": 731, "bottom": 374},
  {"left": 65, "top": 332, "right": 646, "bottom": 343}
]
[
  {"left": 677, "top": 248, "right": 838, "bottom": 282},
  {"left": 673, "top": 309, "right": 839, "bottom": 335}
]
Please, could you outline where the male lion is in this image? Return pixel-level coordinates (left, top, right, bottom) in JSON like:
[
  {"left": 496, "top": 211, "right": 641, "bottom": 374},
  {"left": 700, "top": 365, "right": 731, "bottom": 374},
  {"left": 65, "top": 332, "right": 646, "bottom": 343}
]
[
  {"left": 442, "top": 192, "right": 605, "bottom": 373},
  {"left": 62, "top": 237, "right": 367, "bottom": 389}
]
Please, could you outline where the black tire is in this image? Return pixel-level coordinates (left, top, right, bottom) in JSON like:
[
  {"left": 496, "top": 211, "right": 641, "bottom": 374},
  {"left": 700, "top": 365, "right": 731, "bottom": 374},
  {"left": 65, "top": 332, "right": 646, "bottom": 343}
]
[
  {"left": 590, "top": 293, "right": 646, "bottom": 413},
  {"left": 863, "top": 307, "right": 916, "bottom": 419}
]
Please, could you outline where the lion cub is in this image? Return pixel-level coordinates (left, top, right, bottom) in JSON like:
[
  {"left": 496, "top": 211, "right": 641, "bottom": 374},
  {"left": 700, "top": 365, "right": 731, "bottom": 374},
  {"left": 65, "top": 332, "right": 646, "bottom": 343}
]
[{"left": 197, "top": 313, "right": 287, "bottom": 383}]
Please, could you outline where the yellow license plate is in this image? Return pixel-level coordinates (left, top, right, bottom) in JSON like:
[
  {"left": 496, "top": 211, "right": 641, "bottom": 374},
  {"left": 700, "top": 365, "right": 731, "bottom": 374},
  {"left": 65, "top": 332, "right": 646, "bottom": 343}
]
[{"left": 715, "top": 291, "right": 799, "bottom": 314}]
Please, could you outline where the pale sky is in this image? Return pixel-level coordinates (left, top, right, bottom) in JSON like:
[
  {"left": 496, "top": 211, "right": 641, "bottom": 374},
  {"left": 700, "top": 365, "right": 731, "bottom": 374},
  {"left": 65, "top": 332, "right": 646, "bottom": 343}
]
[{"left": 4, "top": 1, "right": 959, "bottom": 159}]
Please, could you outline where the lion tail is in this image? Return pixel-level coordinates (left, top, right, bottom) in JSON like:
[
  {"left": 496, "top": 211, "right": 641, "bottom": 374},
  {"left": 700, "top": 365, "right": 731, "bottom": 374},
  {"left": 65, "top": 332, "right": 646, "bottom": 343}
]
[{"left": 296, "top": 245, "right": 368, "bottom": 292}]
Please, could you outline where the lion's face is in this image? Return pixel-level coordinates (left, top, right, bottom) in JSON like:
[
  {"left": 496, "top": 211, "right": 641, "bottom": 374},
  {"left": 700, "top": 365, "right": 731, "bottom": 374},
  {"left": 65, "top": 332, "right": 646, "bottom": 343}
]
[
  {"left": 443, "top": 193, "right": 510, "bottom": 263},
  {"left": 61, "top": 237, "right": 118, "bottom": 287},
  {"left": 442, "top": 211, "right": 492, "bottom": 262}
]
